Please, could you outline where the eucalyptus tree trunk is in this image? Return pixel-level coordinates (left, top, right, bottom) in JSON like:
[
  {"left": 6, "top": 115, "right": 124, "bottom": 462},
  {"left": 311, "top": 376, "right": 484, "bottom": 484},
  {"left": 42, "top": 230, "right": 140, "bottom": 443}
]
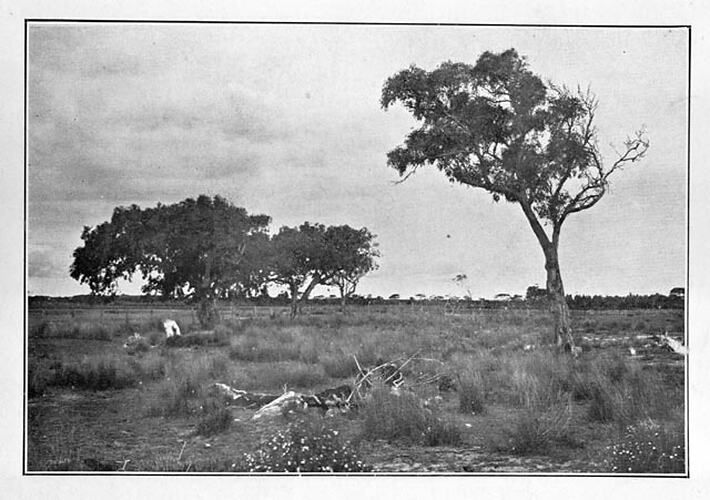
[
  {"left": 289, "top": 283, "right": 299, "bottom": 318},
  {"left": 519, "top": 200, "right": 576, "bottom": 351},
  {"left": 544, "top": 246, "right": 575, "bottom": 350},
  {"left": 196, "top": 254, "right": 220, "bottom": 328}
]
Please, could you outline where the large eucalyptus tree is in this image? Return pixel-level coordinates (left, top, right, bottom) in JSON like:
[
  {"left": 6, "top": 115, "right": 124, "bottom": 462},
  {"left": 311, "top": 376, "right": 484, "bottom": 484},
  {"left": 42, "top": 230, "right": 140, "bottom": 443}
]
[{"left": 381, "top": 49, "right": 648, "bottom": 350}]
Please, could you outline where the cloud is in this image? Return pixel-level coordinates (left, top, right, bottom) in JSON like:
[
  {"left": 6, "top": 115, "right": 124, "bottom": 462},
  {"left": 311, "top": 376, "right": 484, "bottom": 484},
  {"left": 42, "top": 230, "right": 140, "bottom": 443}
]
[{"left": 27, "top": 247, "right": 68, "bottom": 279}]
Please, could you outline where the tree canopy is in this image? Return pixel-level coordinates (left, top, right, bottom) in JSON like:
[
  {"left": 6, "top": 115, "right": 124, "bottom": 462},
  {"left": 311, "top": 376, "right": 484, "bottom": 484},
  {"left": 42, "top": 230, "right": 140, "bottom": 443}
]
[
  {"left": 323, "top": 225, "right": 379, "bottom": 307},
  {"left": 382, "top": 49, "right": 648, "bottom": 349},
  {"left": 70, "top": 195, "right": 271, "bottom": 302},
  {"left": 71, "top": 196, "right": 379, "bottom": 319},
  {"left": 269, "top": 223, "right": 378, "bottom": 316}
]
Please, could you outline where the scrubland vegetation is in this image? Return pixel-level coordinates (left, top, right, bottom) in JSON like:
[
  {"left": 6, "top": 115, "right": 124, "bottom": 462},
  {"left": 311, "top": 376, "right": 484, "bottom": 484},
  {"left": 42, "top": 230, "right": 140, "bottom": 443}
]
[{"left": 27, "top": 306, "right": 685, "bottom": 473}]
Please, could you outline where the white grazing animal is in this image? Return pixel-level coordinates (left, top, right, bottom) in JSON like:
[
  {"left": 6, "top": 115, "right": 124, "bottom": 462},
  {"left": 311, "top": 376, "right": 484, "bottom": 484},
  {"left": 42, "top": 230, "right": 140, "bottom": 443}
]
[{"left": 163, "top": 319, "right": 181, "bottom": 338}]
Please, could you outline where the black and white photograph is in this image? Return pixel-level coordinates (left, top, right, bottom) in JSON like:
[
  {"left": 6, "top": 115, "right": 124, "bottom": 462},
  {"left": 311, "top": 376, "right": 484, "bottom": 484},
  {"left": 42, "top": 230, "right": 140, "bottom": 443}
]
[{"left": 3, "top": 2, "right": 710, "bottom": 497}]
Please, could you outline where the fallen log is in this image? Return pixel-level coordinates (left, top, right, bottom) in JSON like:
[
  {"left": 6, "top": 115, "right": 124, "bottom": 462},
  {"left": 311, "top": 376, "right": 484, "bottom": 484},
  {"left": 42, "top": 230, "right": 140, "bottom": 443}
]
[
  {"left": 210, "top": 383, "right": 280, "bottom": 408},
  {"left": 210, "top": 383, "right": 355, "bottom": 413},
  {"left": 210, "top": 354, "right": 447, "bottom": 420},
  {"left": 657, "top": 333, "right": 687, "bottom": 355},
  {"left": 252, "top": 391, "right": 306, "bottom": 420}
]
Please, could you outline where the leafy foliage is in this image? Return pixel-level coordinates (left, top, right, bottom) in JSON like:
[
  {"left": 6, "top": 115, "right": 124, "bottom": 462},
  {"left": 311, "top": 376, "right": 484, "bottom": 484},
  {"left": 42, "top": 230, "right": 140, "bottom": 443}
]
[
  {"left": 270, "top": 223, "right": 378, "bottom": 316},
  {"left": 71, "top": 195, "right": 270, "bottom": 301},
  {"left": 323, "top": 225, "right": 379, "bottom": 306},
  {"left": 381, "top": 49, "right": 648, "bottom": 225},
  {"left": 382, "top": 48, "right": 648, "bottom": 346}
]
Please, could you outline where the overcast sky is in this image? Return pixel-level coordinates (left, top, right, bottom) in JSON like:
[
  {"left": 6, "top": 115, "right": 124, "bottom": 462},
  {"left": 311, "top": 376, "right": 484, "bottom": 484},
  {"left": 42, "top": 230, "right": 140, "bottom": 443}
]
[{"left": 26, "top": 23, "right": 688, "bottom": 299}]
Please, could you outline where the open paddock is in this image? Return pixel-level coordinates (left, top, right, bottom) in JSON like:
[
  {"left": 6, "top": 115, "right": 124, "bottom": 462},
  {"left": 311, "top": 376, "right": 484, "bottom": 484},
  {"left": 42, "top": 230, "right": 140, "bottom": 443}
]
[{"left": 26, "top": 306, "right": 685, "bottom": 473}]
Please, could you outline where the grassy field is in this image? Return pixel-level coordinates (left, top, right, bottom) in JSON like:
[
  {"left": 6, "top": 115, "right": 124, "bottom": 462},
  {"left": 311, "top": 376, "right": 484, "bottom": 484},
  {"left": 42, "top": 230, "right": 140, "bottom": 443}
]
[{"left": 26, "top": 305, "right": 686, "bottom": 473}]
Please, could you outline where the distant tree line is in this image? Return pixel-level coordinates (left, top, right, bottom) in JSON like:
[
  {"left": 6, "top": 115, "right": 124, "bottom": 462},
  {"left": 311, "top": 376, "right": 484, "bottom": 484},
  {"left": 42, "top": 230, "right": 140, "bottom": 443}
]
[
  {"left": 31, "top": 290, "right": 684, "bottom": 311},
  {"left": 525, "top": 285, "right": 683, "bottom": 310},
  {"left": 70, "top": 195, "right": 378, "bottom": 324}
]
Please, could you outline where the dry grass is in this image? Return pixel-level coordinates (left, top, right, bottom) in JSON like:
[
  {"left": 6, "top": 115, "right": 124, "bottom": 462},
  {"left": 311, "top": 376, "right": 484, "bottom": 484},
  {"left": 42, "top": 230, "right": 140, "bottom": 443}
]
[{"left": 26, "top": 306, "right": 685, "bottom": 472}]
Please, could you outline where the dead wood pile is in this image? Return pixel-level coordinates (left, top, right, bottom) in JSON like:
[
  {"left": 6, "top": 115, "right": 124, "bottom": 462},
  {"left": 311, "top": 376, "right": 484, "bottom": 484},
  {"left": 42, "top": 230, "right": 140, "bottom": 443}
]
[{"left": 210, "top": 351, "right": 447, "bottom": 420}]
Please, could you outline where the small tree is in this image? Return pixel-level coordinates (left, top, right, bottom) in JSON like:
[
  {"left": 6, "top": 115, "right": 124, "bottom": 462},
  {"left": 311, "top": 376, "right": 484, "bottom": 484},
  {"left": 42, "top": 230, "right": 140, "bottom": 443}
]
[
  {"left": 323, "top": 225, "right": 379, "bottom": 311},
  {"left": 453, "top": 273, "right": 473, "bottom": 300},
  {"left": 382, "top": 49, "right": 648, "bottom": 349},
  {"left": 270, "top": 223, "right": 379, "bottom": 317},
  {"left": 269, "top": 223, "right": 331, "bottom": 317}
]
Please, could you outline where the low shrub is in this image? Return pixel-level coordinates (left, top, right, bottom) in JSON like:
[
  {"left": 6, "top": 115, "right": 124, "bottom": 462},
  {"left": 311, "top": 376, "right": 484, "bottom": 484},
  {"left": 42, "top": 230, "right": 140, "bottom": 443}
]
[
  {"left": 147, "top": 330, "right": 165, "bottom": 346},
  {"left": 605, "top": 419, "right": 685, "bottom": 473},
  {"left": 360, "top": 386, "right": 462, "bottom": 446},
  {"left": 124, "top": 335, "right": 151, "bottom": 355},
  {"left": 166, "top": 332, "right": 229, "bottom": 348},
  {"left": 243, "top": 418, "right": 371, "bottom": 472}
]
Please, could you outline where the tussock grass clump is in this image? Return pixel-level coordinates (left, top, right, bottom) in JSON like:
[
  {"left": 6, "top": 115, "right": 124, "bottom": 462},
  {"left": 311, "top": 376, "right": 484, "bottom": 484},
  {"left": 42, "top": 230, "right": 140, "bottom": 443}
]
[
  {"left": 28, "top": 351, "right": 170, "bottom": 396},
  {"left": 139, "top": 456, "right": 242, "bottom": 472},
  {"left": 195, "top": 398, "right": 233, "bottom": 436},
  {"left": 213, "top": 322, "right": 239, "bottom": 338},
  {"left": 127, "top": 351, "right": 167, "bottom": 381},
  {"left": 507, "top": 350, "right": 572, "bottom": 408},
  {"left": 503, "top": 403, "right": 576, "bottom": 455},
  {"left": 29, "top": 321, "right": 58, "bottom": 338},
  {"left": 244, "top": 418, "right": 371, "bottom": 472},
  {"left": 458, "top": 372, "right": 486, "bottom": 414},
  {"left": 146, "top": 351, "right": 231, "bottom": 416},
  {"left": 30, "top": 321, "right": 113, "bottom": 341},
  {"left": 250, "top": 362, "right": 328, "bottom": 390},
  {"left": 28, "top": 359, "right": 53, "bottom": 397},
  {"left": 605, "top": 419, "right": 685, "bottom": 473},
  {"left": 360, "top": 386, "right": 462, "bottom": 446},
  {"left": 149, "top": 376, "right": 202, "bottom": 416},
  {"left": 228, "top": 336, "right": 301, "bottom": 362},
  {"left": 29, "top": 316, "right": 169, "bottom": 341},
  {"left": 320, "top": 351, "right": 358, "bottom": 379},
  {"left": 49, "top": 355, "right": 138, "bottom": 391},
  {"left": 584, "top": 353, "right": 677, "bottom": 426}
]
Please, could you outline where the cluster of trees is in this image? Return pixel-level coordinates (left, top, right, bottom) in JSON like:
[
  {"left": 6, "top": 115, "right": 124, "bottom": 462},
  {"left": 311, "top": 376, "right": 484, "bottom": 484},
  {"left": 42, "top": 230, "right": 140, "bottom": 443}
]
[{"left": 70, "top": 195, "right": 378, "bottom": 324}]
